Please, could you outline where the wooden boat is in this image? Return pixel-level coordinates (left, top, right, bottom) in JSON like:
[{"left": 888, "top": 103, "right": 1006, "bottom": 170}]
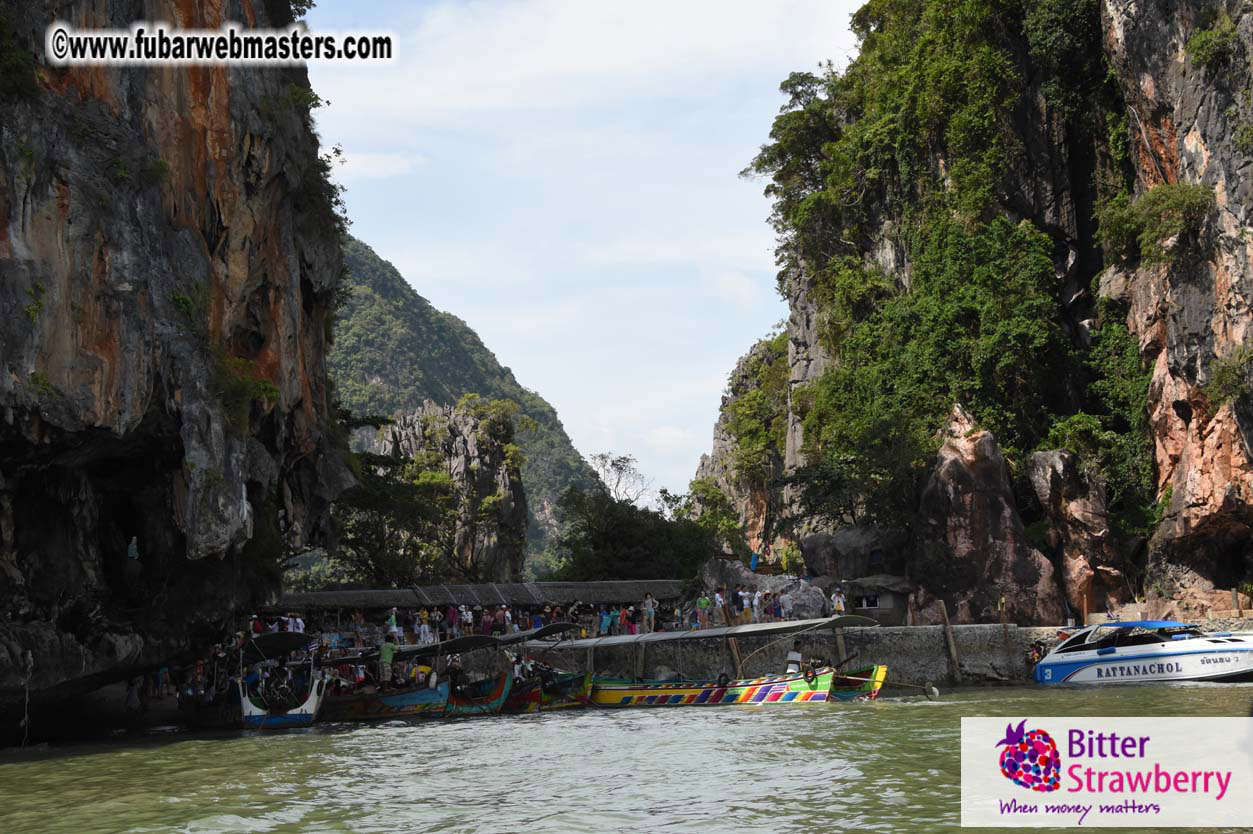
[
  {"left": 590, "top": 664, "right": 885, "bottom": 708},
  {"left": 182, "top": 632, "right": 326, "bottom": 729},
  {"left": 830, "top": 664, "right": 888, "bottom": 701},
  {"left": 446, "top": 671, "right": 512, "bottom": 717},
  {"left": 498, "top": 622, "right": 587, "bottom": 714},
  {"left": 318, "top": 634, "right": 495, "bottom": 722},
  {"left": 520, "top": 615, "right": 885, "bottom": 711},
  {"left": 503, "top": 671, "right": 592, "bottom": 713},
  {"left": 320, "top": 680, "right": 449, "bottom": 722},
  {"left": 240, "top": 673, "right": 327, "bottom": 728},
  {"left": 317, "top": 626, "right": 581, "bottom": 722}
]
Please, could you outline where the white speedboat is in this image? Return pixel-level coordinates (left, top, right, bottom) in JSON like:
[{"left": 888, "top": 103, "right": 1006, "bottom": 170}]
[{"left": 1033, "top": 620, "right": 1253, "bottom": 685}]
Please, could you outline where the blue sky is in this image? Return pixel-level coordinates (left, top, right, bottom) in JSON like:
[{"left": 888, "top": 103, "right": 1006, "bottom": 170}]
[{"left": 306, "top": 0, "right": 860, "bottom": 496}]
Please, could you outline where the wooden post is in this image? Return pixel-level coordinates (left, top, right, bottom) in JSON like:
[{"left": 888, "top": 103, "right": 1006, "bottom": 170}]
[
  {"left": 634, "top": 643, "right": 646, "bottom": 681},
  {"left": 585, "top": 645, "right": 595, "bottom": 676},
  {"left": 1234, "top": 588, "right": 1243, "bottom": 617},
  {"left": 834, "top": 628, "right": 848, "bottom": 665},
  {"left": 940, "top": 600, "right": 963, "bottom": 686},
  {"left": 726, "top": 638, "right": 744, "bottom": 679},
  {"left": 999, "top": 595, "right": 1009, "bottom": 645},
  {"left": 1081, "top": 593, "right": 1088, "bottom": 626}
]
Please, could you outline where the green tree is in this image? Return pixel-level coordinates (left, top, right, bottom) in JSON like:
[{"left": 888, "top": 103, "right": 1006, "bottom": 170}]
[
  {"left": 331, "top": 451, "right": 456, "bottom": 587},
  {"left": 553, "top": 485, "right": 717, "bottom": 581}
]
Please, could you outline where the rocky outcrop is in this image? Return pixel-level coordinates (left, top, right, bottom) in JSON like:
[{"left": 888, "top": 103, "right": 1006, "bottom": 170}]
[
  {"left": 692, "top": 336, "right": 786, "bottom": 555},
  {"left": 1098, "top": 1, "right": 1253, "bottom": 615},
  {"left": 781, "top": 267, "right": 831, "bottom": 490},
  {"left": 385, "top": 401, "right": 528, "bottom": 582},
  {"left": 797, "top": 528, "right": 908, "bottom": 579},
  {"left": 1027, "top": 450, "right": 1129, "bottom": 615},
  {"left": 0, "top": 0, "right": 349, "bottom": 730},
  {"left": 696, "top": 0, "right": 1253, "bottom": 625},
  {"left": 700, "top": 558, "right": 828, "bottom": 620},
  {"left": 915, "top": 407, "right": 1065, "bottom": 625}
]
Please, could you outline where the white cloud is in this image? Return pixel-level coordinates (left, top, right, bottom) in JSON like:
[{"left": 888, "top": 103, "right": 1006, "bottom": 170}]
[
  {"left": 312, "top": 0, "right": 860, "bottom": 134},
  {"left": 306, "top": 0, "right": 861, "bottom": 493},
  {"left": 703, "top": 269, "right": 765, "bottom": 309},
  {"left": 334, "top": 151, "right": 428, "bottom": 183},
  {"left": 646, "top": 425, "right": 697, "bottom": 452}
]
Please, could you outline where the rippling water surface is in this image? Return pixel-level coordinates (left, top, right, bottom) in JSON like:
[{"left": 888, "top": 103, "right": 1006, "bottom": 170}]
[{"left": 1, "top": 684, "right": 1250, "bottom": 833}]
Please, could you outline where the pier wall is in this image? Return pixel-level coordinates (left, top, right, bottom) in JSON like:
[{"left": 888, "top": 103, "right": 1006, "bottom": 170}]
[{"left": 519, "top": 624, "right": 1063, "bottom": 690}]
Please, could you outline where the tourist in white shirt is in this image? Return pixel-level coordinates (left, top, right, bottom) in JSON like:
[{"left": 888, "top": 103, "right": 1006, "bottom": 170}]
[
  {"left": 752, "top": 589, "right": 763, "bottom": 623},
  {"left": 832, "top": 587, "right": 847, "bottom": 615},
  {"left": 737, "top": 587, "right": 752, "bottom": 624}
]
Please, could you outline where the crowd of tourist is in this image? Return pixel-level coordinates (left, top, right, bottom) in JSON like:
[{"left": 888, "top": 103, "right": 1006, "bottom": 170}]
[{"left": 153, "top": 583, "right": 856, "bottom": 714}]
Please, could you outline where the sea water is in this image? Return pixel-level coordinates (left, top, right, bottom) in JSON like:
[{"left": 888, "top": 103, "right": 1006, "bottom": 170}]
[{"left": 0, "top": 683, "right": 1249, "bottom": 833}]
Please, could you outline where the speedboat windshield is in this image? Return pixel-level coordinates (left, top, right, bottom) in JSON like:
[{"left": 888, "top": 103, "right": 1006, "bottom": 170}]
[{"left": 1051, "top": 623, "right": 1203, "bottom": 654}]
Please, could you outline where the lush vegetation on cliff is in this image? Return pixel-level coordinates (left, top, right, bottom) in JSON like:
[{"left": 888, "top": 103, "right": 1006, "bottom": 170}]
[
  {"left": 741, "top": 0, "right": 1165, "bottom": 537},
  {"left": 723, "top": 332, "right": 789, "bottom": 484},
  {"left": 328, "top": 237, "right": 596, "bottom": 560},
  {"left": 291, "top": 396, "right": 528, "bottom": 589}
]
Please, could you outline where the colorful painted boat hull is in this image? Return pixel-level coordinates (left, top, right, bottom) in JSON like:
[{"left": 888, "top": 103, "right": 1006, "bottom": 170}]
[
  {"left": 319, "top": 680, "right": 450, "bottom": 722},
  {"left": 830, "top": 665, "right": 888, "bottom": 701},
  {"left": 446, "top": 672, "right": 513, "bottom": 717},
  {"left": 502, "top": 672, "right": 592, "bottom": 714},
  {"left": 240, "top": 675, "right": 326, "bottom": 729},
  {"left": 590, "top": 665, "right": 885, "bottom": 708}
]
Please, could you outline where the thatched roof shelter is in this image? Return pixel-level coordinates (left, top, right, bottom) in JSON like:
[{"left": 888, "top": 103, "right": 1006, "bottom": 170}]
[{"left": 276, "top": 580, "right": 687, "bottom": 612}]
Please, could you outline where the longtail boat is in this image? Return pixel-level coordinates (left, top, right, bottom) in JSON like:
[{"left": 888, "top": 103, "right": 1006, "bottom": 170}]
[
  {"left": 524, "top": 615, "right": 884, "bottom": 711},
  {"left": 182, "top": 632, "right": 327, "bottom": 730},
  {"left": 446, "top": 671, "right": 512, "bottom": 717},
  {"left": 589, "top": 664, "right": 885, "bottom": 708},
  {"left": 319, "top": 634, "right": 496, "bottom": 722},
  {"left": 498, "top": 622, "right": 588, "bottom": 714},
  {"left": 503, "top": 671, "right": 593, "bottom": 713},
  {"left": 320, "top": 680, "right": 449, "bottom": 722},
  {"left": 240, "top": 673, "right": 326, "bottom": 728},
  {"left": 319, "top": 626, "right": 581, "bottom": 722},
  {"left": 830, "top": 664, "right": 888, "bottom": 701}
]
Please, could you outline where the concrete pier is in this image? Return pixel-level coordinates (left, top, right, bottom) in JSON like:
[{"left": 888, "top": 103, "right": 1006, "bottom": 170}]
[{"left": 522, "top": 623, "right": 1065, "bottom": 690}]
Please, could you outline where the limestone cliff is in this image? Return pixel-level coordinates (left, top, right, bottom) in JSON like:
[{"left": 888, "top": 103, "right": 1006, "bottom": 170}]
[
  {"left": 383, "top": 401, "right": 528, "bottom": 583},
  {"left": 1098, "top": 2, "right": 1253, "bottom": 617},
  {"left": 699, "top": 0, "right": 1253, "bottom": 623},
  {"left": 329, "top": 236, "right": 596, "bottom": 560},
  {"left": 692, "top": 336, "right": 786, "bottom": 555},
  {"left": 0, "top": 0, "right": 349, "bottom": 727}
]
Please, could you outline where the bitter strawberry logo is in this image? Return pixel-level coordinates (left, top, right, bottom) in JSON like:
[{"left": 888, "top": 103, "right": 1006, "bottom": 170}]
[{"left": 996, "top": 719, "right": 1061, "bottom": 792}]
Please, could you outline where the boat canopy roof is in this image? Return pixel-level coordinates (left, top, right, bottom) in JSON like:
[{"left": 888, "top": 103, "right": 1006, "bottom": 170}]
[
  {"left": 496, "top": 621, "right": 579, "bottom": 646},
  {"left": 347, "top": 633, "right": 500, "bottom": 664},
  {"left": 242, "top": 632, "right": 313, "bottom": 665},
  {"left": 1097, "top": 620, "right": 1191, "bottom": 630},
  {"left": 522, "top": 615, "right": 878, "bottom": 651},
  {"left": 329, "top": 624, "right": 581, "bottom": 663}
]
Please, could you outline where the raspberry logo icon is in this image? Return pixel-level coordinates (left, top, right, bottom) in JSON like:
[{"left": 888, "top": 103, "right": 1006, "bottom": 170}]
[{"left": 996, "top": 719, "right": 1060, "bottom": 792}]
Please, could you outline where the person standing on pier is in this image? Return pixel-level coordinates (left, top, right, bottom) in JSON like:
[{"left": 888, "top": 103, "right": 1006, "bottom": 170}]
[
  {"left": 641, "top": 593, "right": 657, "bottom": 633},
  {"left": 831, "top": 586, "right": 847, "bottom": 615}
]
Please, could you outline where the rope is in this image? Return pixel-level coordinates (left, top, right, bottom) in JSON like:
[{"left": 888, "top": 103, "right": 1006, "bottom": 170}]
[{"left": 738, "top": 619, "right": 864, "bottom": 670}]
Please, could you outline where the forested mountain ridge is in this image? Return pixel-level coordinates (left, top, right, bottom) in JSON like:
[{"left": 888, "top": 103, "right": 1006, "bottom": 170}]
[
  {"left": 329, "top": 237, "right": 596, "bottom": 558},
  {"left": 697, "top": 0, "right": 1253, "bottom": 624}
]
